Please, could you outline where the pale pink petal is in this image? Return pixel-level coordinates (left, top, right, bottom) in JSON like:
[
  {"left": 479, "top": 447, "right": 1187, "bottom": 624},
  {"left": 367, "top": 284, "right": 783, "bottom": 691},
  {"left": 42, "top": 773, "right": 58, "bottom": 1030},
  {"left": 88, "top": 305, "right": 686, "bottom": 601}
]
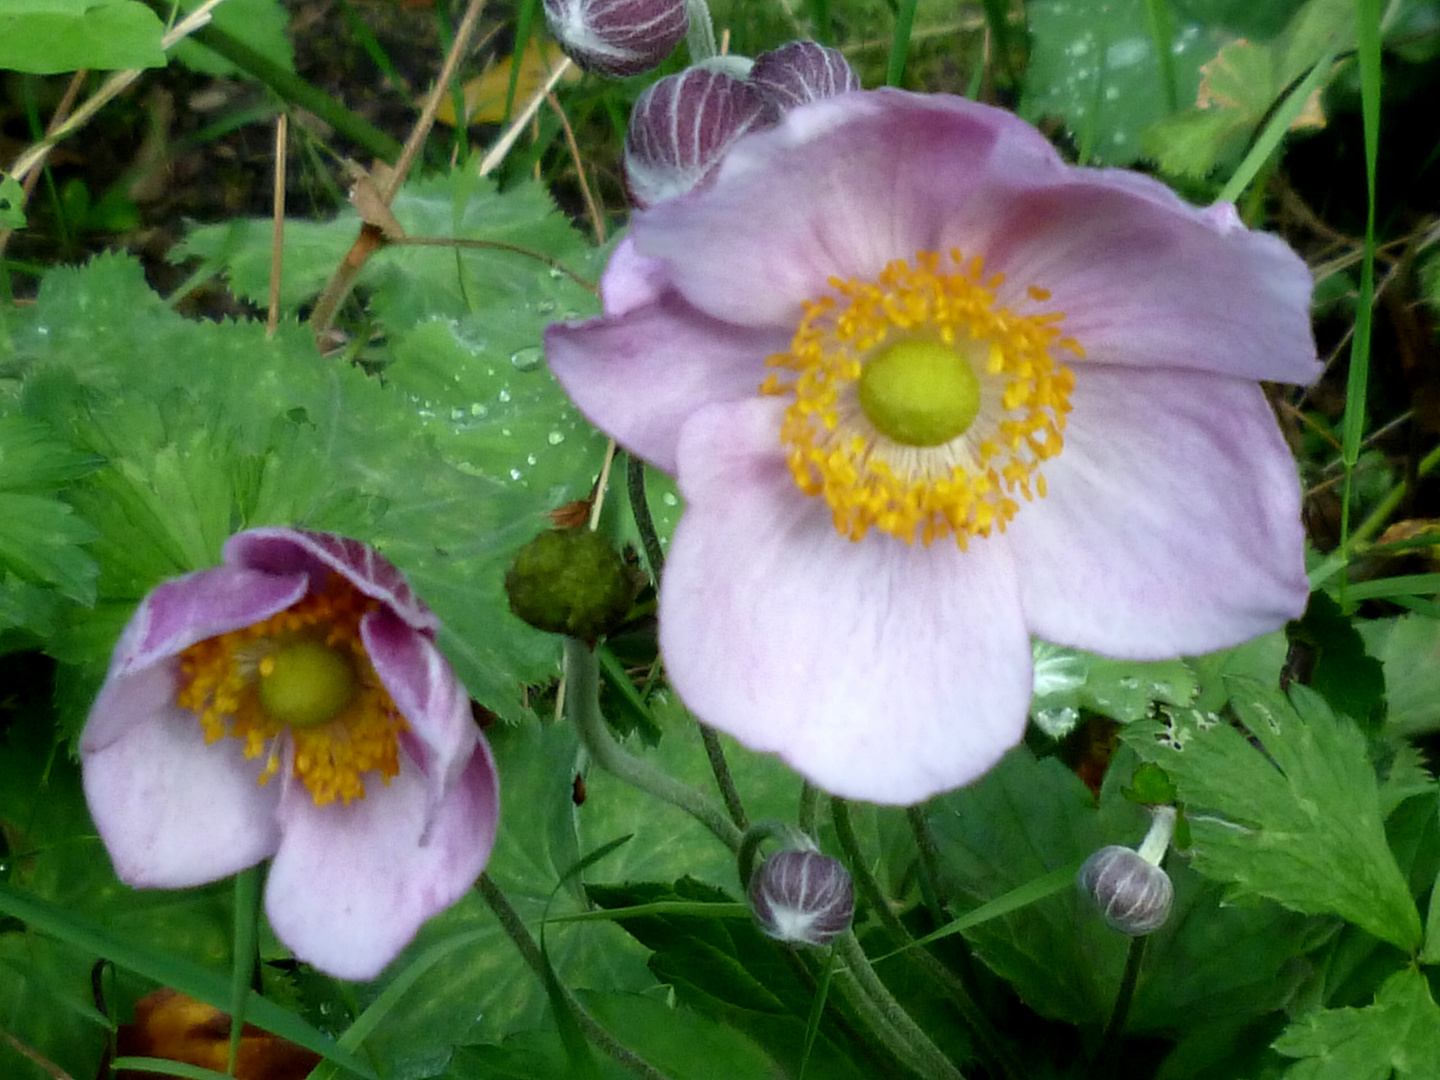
[
  {"left": 100, "top": 568, "right": 307, "bottom": 686},
  {"left": 634, "top": 89, "right": 1063, "bottom": 328},
  {"left": 662, "top": 398, "right": 1033, "bottom": 804},
  {"left": 599, "top": 237, "right": 670, "bottom": 316},
  {"left": 226, "top": 528, "right": 440, "bottom": 634},
  {"left": 82, "top": 662, "right": 280, "bottom": 887},
  {"left": 361, "top": 608, "right": 477, "bottom": 812},
  {"left": 977, "top": 174, "right": 1319, "bottom": 384},
  {"left": 546, "top": 294, "right": 786, "bottom": 473},
  {"left": 266, "top": 742, "right": 499, "bottom": 981},
  {"left": 1007, "top": 366, "right": 1310, "bottom": 657}
]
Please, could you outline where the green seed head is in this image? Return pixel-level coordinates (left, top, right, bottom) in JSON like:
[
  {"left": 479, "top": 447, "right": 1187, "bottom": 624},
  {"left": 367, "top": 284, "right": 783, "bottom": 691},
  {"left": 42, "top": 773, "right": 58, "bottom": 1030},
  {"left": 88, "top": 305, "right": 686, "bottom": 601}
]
[
  {"left": 258, "top": 638, "right": 358, "bottom": 729},
  {"left": 857, "top": 339, "right": 982, "bottom": 447}
]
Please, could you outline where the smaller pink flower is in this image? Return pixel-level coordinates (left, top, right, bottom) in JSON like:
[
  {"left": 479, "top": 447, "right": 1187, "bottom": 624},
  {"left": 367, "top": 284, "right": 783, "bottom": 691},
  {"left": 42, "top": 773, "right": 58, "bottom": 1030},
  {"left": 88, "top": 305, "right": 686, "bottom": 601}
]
[{"left": 80, "top": 528, "right": 498, "bottom": 982}]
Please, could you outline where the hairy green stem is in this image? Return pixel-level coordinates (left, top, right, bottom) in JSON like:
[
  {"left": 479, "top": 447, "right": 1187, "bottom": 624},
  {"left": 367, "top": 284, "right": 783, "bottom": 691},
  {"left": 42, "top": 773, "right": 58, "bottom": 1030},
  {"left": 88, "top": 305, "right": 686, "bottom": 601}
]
[
  {"left": 477, "top": 875, "right": 674, "bottom": 1080},
  {"left": 564, "top": 637, "right": 742, "bottom": 851},
  {"left": 832, "top": 931, "right": 965, "bottom": 1080},
  {"left": 834, "top": 800, "right": 1022, "bottom": 1080},
  {"left": 906, "top": 805, "right": 949, "bottom": 915},
  {"left": 685, "top": 0, "right": 717, "bottom": 61},
  {"left": 798, "top": 782, "right": 822, "bottom": 838}
]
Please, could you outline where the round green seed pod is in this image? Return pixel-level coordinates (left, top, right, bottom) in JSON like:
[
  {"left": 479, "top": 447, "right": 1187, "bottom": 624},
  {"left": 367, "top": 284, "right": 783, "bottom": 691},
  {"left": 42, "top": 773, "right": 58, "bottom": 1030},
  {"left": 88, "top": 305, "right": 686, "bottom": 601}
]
[{"left": 505, "top": 528, "right": 637, "bottom": 643}]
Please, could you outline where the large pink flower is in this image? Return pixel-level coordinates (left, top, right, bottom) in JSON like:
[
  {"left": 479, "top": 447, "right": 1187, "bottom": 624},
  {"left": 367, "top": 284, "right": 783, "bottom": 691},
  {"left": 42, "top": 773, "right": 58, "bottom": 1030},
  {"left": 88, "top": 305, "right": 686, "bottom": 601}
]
[
  {"left": 80, "top": 528, "right": 498, "bottom": 981},
  {"left": 546, "top": 90, "right": 1319, "bottom": 805}
]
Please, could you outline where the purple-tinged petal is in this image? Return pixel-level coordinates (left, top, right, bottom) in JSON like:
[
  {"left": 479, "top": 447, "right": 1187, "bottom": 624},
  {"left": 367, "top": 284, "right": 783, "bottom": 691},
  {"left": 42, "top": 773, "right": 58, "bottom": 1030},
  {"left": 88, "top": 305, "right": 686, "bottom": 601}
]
[
  {"left": 1007, "top": 366, "right": 1310, "bottom": 658},
  {"left": 82, "top": 663, "right": 281, "bottom": 887},
  {"left": 749, "top": 41, "right": 860, "bottom": 111},
  {"left": 266, "top": 742, "right": 498, "bottom": 981},
  {"left": 634, "top": 90, "right": 1063, "bottom": 327},
  {"left": 361, "top": 607, "right": 476, "bottom": 812},
  {"left": 662, "top": 397, "right": 1033, "bottom": 804},
  {"left": 102, "top": 567, "right": 307, "bottom": 683},
  {"left": 546, "top": 293, "right": 786, "bottom": 473},
  {"left": 226, "top": 528, "right": 440, "bottom": 634},
  {"left": 978, "top": 173, "right": 1319, "bottom": 385},
  {"left": 599, "top": 237, "right": 670, "bottom": 316}
]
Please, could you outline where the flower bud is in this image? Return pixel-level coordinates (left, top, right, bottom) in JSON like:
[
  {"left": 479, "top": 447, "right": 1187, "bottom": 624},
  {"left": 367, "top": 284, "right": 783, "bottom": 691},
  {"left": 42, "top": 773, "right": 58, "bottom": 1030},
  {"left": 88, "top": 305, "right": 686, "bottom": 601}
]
[
  {"left": 749, "top": 41, "right": 861, "bottom": 112},
  {"left": 748, "top": 850, "right": 854, "bottom": 948},
  {"left": 624, "top": 67, "right": 778, "bottom": 207},
  {"left": 1078, "top": 846, "right": 1174, "bottom": 936},
  {"left": 504, "top": 528, "right": 636, "bottom": 642},
  {"left": 543, "top": 0, "right": 688, "bottom": 78}
]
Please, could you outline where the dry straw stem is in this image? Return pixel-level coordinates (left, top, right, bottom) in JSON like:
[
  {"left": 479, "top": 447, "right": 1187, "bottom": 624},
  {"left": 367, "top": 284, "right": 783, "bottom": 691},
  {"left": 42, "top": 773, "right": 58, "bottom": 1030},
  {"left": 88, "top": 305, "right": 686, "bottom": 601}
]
[
  {"left": 308, "top": 0, "right": 491, "bottom": 337},
  {"left": 266, "top": 112, "right": 289, "bottom": 339}
]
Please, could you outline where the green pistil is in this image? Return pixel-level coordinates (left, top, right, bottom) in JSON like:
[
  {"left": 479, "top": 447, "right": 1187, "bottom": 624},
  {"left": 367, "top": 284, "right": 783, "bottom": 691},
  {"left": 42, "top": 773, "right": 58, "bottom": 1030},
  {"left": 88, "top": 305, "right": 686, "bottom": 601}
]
[
  {"left": 857, "top": 339, "right": 981, "bottom": 447},
  {"left": 258, "top": 638, "right": 357, "bottom": 729}
]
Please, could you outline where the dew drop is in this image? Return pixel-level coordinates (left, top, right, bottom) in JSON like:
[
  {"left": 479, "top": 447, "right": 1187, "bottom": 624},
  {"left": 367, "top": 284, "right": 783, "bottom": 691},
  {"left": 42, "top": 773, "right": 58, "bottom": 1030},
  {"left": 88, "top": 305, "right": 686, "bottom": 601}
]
[
  {"left": 526, "top": 453, "right": 537, "bottom": 466},
  {"left": 510, "top": 345, "right": 544, "bottom": 372},
  {"left": 547, "top": 430, "right": 565, "bottom": 445},
  {"left": 1119, "top": 676, "right": 1141, "bottom": 691},
  {"left": 497, "top": 388, "right": 512, "bottom": 403},
  {"left": 509, "top": 468, "right": 523, "bottom": 480},
  {"left": 536, "top": 299, "right": 557, "bottom": 315},
  {"left": 470, "top": 402, "right": 488, "bottom": 417},
  {"left": 661, "top": 492, "right": 678, "bottom": 506}
]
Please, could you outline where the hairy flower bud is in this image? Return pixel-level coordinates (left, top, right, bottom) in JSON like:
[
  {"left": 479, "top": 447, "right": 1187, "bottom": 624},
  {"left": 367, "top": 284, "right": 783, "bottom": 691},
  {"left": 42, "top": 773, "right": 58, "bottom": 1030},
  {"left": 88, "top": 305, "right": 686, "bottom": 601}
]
[
  {"left": 624, "top": 67, "right": 778, "bottom": 207},
  {"left": 543, "top": 0, "right": 688, "bottom": 78},
  {"left": 1079, "top": 846, "right": 1174, "bottom": 936},
  {"left": 748, "top": 849, "right": 854, "bottom": 947},
  {"left": 505, "top": 528, "right": 636, "bottom": 642},
  {"left": 749, "top": 41, "right": 861, "bottom": 111}
]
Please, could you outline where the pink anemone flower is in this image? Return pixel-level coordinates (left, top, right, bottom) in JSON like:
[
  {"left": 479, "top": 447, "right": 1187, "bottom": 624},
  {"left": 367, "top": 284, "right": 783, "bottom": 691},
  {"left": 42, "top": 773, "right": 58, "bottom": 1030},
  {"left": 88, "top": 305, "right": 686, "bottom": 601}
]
[
  {"left": 545, "top": 90, "right": 1319, "bottom": 805},
  {"left": 80, "top": 528, "right": 498, "bottom": 981}
]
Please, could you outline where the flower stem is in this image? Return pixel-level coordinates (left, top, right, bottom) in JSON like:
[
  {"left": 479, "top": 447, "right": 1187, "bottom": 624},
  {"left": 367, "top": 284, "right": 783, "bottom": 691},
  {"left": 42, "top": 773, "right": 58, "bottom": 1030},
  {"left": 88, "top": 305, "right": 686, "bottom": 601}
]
[
  {"left": 1089, "top": 935, "right": 1147, "bottom": 1080},
  {"left": 906, "top": 805, "right": 949, "bottom": 915},
  {"left": 623, "top": 454, "right": 749, "bottom": 832},
  {"left": 833, "top": 800, "right": 1023, "bottom": 1080},
  {"left": 477, "top": 874, "right": 675, "bottom": 1080},
  {"left": 564, "top": 636, "right": 742, "bottom": 851},
  {"left": 832, "top": 931, "right": 965, "bottom": 1080},
  {"left": 798, "top": 782, "right": 822, "bottom": 837}
]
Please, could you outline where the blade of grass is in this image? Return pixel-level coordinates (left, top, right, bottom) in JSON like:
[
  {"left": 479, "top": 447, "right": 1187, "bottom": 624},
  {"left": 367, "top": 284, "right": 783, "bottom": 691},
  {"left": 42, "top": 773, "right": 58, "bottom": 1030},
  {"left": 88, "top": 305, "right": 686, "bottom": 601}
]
[
  {"left": 1339, "top": 0, "right": 1383, "bottom": 609},
  {"left": 886, "top": 0, "right": 919, "bottom": 87},
  {"left": 1216, "top": 47, "right": 1338, "bottom": 206},
  {"left": 227, "top": 867, "right": 262, "bottom": 1075}
]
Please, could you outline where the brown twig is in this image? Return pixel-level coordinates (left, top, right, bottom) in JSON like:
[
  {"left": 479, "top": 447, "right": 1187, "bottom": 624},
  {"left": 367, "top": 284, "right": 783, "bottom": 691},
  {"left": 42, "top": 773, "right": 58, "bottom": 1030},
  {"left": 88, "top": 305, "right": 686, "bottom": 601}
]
[
  {"left": 308, "top": 0, "right": 490, "bottom": 338},
  {"left": 0, "top": 1028, "right": 77, "bottom": 1080},
  {"left": 0, "top": 69, "right": 87, "bottom": 258},
  {"left": 547, "top": 92, "right": 606, "bottom": 244}
]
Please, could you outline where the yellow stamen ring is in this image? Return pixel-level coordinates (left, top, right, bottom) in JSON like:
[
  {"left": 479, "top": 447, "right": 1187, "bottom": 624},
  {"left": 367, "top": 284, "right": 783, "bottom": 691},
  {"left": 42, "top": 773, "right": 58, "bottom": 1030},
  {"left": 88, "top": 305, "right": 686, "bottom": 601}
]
[
  {"left": 175, "top": 574, "right": 408, "bottom": 806},
  {"left": 762, "top": 249, "right": 1080, "bottom": 547}
]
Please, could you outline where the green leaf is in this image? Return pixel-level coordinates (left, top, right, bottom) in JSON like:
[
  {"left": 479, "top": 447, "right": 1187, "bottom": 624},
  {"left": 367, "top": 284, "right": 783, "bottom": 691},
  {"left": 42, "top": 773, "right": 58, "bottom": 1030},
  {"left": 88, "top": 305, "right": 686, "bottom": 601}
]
[
  {"left": 1289, "top": 591, "right": 1386, "bottom": 727},
  {"left": 0, "top": 416, "right": 101, "bottom": 603},
  {"left": 586, "top": 879, "right": 873, "bottom": 1080},
  {"left": 1360, "top": 615, "right": 1440, "bottom": 738},
  {"left": 1031, "top": 642, "right": 1198, "bottom": 737},
  {"left": 575, "top": 989, "right": 782, "bottom": 1080},
  {"left": 0, "top": 1, "right": 165, "bottom": 73},
  {"left": 1273, "top": 967, "right": 1440, "bottom": 1079},
  {"left": 0, "top": 174, "right": 25, "bottom": 229},
  {"left": 1020, "top": 0, "right": 1223, "bottom": 164},
  {"left": 1124, "top": 680, "right": 1423, "bottom": 951}
]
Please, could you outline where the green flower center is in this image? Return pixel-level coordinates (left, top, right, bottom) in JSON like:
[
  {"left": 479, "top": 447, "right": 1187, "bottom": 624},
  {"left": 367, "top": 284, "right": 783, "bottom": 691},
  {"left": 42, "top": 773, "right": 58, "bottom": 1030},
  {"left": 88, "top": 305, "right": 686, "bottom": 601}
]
[
  {"left": 856, "top": 339, "right": 982, "bottom": 447},
  {"left": 257, "top": 638, "right": 357, "bottom": 729}
]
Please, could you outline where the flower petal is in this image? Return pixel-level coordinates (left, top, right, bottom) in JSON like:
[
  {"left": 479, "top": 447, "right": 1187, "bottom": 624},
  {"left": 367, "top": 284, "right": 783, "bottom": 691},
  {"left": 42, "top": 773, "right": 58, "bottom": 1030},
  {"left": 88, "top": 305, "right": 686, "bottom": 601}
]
[
  {"left": 82, "top": 664, "right": 281, "bottom": 888},
  {"left": 979, "top": 173, "right": 1319, "bottom": 384},
  {"left": 1007, "top": 366, "right": 1310, "bottom": 657},
  {"left": 634, "top": 89, "right": 1063, "bottom": 328},
  {"left": 361, "top": 607, "right": 478, "bottom": 813},
  {"left": 226, "top": 528, "right": 440, "bottom": 634},
  {"left": 99, "top": 567, "right": 308, "bottom": 686},
  {"left": 266, "top": 740, "right": 499, "bottom": 981},
  {"left": 662, "top": 397, "right": 1033, "bottom": 804},
  {"left": 546, "top": 293, "right": 785, "bottom": 473}
]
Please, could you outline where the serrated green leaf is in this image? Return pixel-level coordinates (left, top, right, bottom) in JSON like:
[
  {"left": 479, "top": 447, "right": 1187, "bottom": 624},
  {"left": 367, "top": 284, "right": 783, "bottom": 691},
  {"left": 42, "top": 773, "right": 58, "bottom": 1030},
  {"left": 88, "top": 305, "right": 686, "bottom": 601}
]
[
  {"left": 1273, "top": 967, "right": 1440, "bottom": 1079},
  {"left": 1361, "top": 616, "right": 1440, "bottom": 738},
  {"left": 1030, "top": 642, "right": 1197, "bottom": 736},
  {"left": 0, "top": 492, "right": 98, "bottom": 603},
  {"left": 1291, "top": 591, "right": 1386, "bottom": 726},
  {"left": 1124, "top": 680, "right": 1422, "bottom": 950},
  {"left": 0, "top": 1, "right": 165, "bottom": 73}
]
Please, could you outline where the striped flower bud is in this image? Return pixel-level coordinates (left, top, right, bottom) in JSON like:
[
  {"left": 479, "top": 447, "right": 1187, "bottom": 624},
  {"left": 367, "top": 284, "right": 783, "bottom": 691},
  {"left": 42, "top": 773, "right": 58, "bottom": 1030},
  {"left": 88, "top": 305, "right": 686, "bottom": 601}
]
[
  {"left": 748, "top": 849, "right": 854, "bottom": 948},
  {"left": 749, "top": 41, "right": 860, "bottom": 112},
  {"left": 1078, "top": 846, "right": 1174, "bottom": 936},
  {"left": 623, "top": 66, "right": 778, "bottom": 207},
  {"left": 543, "top": 0, "right": 688, "bottom": 78}
]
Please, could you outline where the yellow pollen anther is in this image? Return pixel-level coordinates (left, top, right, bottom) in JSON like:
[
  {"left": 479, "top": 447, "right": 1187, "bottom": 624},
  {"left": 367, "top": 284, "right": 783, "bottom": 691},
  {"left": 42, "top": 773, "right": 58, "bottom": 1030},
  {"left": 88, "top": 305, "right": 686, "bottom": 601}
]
[
  {"left": 175, "top": 574, "right": 408, "bottom": 806},
  {"left": 764, "top": 249, "right": 1078, "bottom": 547}
]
